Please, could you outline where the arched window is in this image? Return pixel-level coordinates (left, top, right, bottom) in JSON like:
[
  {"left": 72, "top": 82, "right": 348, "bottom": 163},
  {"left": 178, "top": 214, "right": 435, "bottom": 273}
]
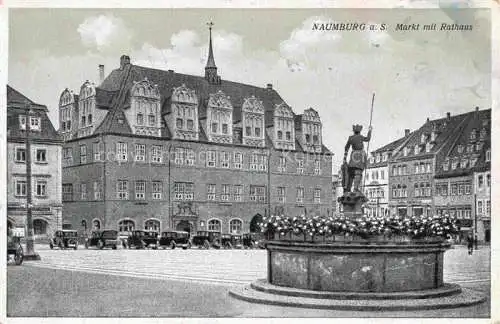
[
  {"left": 277, "top": 131, "right": 283, "bottom": 140},
  {"left": 229, "top": 219, "right": 243, "bottom": 234},
  {"left": 144, "top": 219, "right": 160, "bottom": 232},
  {"left": 208, "top": 219, "right": 221, "bottom": 232},
  {"left": 92, "top": 219, "right": 101, "bottom": 230},
  {"left": 118, "top": 219, "right": 135, "bottom": 233}
]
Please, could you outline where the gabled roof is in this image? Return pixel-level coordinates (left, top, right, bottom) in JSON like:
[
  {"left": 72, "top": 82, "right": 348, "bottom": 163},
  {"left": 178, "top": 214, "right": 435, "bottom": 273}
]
[
  {"left": 7, "top": 85, "right": 61, "bottom": 143},
  {"left": 98, "top": 64, "right": 286, "bottom": 129}
]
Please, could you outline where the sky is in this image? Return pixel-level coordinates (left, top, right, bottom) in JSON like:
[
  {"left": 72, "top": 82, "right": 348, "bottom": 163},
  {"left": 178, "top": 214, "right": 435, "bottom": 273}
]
[{"left": 8, "top": 6, "right": 492, "bottom": 170}]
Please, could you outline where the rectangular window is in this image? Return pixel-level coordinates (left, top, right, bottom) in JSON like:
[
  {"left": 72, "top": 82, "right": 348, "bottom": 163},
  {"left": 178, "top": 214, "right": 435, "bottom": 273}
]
[
  {"left": 451, "top": 183, "right": 458, "bottom": 196},
  {"left": 297, "top": 159, "right": 304, "bottom": 174},
  {"left": 477, "top": 201, "right": 483, "bottom": 214},
  {"left": 486, "top": 200, "right": 491, "bottom": 215},
  {"left": 15, "top": 180, "right": 27, "bottom": 197},
  {"left": 486, "top": 174, "right": 491, "bottom": 187},
  {"left": 220, "top": 151, "right": 230, "bottom": 168},
  {"left": 80, "top": 183, "right": 87, "bottom": 200},
  {"left": 116, "top": 142, "right": 128, "bottom": 161},
  {"left": 175, "top": 147, "right": 185, "bottom": 165},
  {"left": 207, "top": 184, "right": 216, "bottom": 201},
  {"left": 458, "top": 183, "right": 464, "bottom": 196},
  {"left": 93, "top": 142, "right": 104, "bottom": 161},
  {"left": 486, "top": 150, "right": 491, "bottom": 162},
  {"left": 135, "top": 181, "right": 146, "bottom": 200},
  {"left": 137, "top": 113, "right": 144, "bottom": 125},
  {"left": 296, "top": 187, "right": 304, "bottom": 204},
  {"left": 277, "top": 187, "right": 286, "bottom": 203},
  {"left": 176, "top": 118, "right": 183, "bottom": 129},
  {"left": 211, "top": 122, "right": 218, "bottom": 133},
  {"left": 94, "top": 181, "right": 102, "bottom": 200},
  {"left": 80, "top": 145, "right": 87, "bottom": 164},
  {"left": 187, "top": 119, "right": 194, "bottom": 130},
  {"left": 19, "top": 115, "right": 26, "bottom": 130},
  {"left": 135, "top": 144, "right": 146, "bottom": 162},
  {"left": 250, "top": 185, "right": 266, "bottom": 202},
  {"left": 30, "top": 117, "right": 41, "bottom": 131},
  {"left": 250, "top": 154, "right": 259, "bottom": 170},
  {"left": 380, "top": 170, "right": 385, "bottom": 179},
  {"left": 35, "top": 149, "right": 47, "bottom": 163},
  {"left": 117, "top": 180, "right": 129, "bottom": 200},
  {"left": 222, "top": 123, "right": 228, "bottom": 134},
  {"left": 15, "top": 147, "right": 26, "bottom": 162},
  {"left": 314, "top": 189, "right": 321, "bottom": 203},
  {"left": 148, "top": 114, "right": 156, "bottom": 126},
  {"left": 314, "top": 160, "right": 321, "bottom": 175},
  {"left": 278, "top": 156, "right": 286, "bottom": 172},
  {"left": 36, "top": 181, "right": 48, "bottom": 198},
  {"left": 255, "top": 127, "right": 261, "bottom": 137},
  {"left": 185, "top": 148, "right": 195, "bottom": 165},
  {"left": 478, "top": 175, "right": 484, "bottom": 188},
  {"left": 233, "top": 185, "right": 243, "bottom": 202},
  {"left": 62, "top": 184, "right": 73, "bottom": 201},
  {"left": 245, "top": 126, "right": 251, "bottom": 136},
  {"left": 175, "top": 182, "right": 194, "bottom": 201},
  {"left": 233, "top": 152, "right": 243, "bottom": 169},
  {"left": 221, "top": 184, "right": 231, "bottom": 201},
  {"left": 152, "top": 181, "right": 162, "bottom": 200},
  {"left": 207, "top": 150, "right": 216, "bottom": 167},
  {"left": 150, "top": 145, "right": 162, "bottom": 163}
]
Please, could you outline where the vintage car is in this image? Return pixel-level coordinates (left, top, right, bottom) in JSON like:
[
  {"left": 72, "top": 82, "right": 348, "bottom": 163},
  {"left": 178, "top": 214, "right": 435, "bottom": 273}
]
[
  {"left": 159, "top": 230, "right": 191, "bottom": 249},
  {"left": 7, "top": 229, "right": 23, "bottom": 265},
  {"left": 85, "top": 230, "right": 119, "bottom": 250},
  {"left": 126, "top": 230, "right": 159, "bottom": 249},
  {"left": 191, "top": 231, "right": 221, "bottom": 249},
  {"left": 221, "top": 234, "right": 244, "bottom": 249},
  {"left": 49, "top": 230, "right": 79, "bottom": 250}
]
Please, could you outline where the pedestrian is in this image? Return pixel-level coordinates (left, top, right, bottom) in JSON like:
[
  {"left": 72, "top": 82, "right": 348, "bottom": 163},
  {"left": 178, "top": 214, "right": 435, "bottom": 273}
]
[
  {"left": 467, "top": 233, "right": 474, "bottom": 255},
  {"left": 474, "top": 234, "right": 478, "bottom": 250}
]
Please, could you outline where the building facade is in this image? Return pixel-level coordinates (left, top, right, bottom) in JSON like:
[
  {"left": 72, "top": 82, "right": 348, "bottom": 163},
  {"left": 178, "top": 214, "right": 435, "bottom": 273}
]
[
  {"left": 60, "top": 29, "right": 333, "bottom": 237},
  {"left": 7, "top": 85, "right": 63, "bottom": 238},
  {"left": 434, "top": 108, "right": 490, "bottom": 243}
]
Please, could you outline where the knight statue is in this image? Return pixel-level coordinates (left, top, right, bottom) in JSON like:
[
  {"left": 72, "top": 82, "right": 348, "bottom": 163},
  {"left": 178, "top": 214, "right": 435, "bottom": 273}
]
[{"left": 342, "top": 124, "right": 372, "bottom": 194}]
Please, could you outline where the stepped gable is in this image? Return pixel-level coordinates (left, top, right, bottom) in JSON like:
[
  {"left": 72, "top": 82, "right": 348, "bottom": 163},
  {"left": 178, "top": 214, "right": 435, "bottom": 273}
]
[{"left": 7, "top": 85, "right": 61, "bottom": 142}]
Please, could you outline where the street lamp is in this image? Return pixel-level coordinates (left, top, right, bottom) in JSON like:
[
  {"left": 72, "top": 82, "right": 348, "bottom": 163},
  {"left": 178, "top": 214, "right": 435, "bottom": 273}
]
[{"left": 23, "top": 102, "right": 41, "bottom": 261}]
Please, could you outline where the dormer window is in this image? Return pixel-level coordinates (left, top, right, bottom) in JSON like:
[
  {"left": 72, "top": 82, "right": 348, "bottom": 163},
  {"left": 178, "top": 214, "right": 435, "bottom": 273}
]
[
  {"left": 286, "top": 131, "right": 291, "bottom": 140},
  {"left": 383, "top": 153, "right": 388, "bottom": 161},
  {"left": 176, "top": 118, "right": 183, "bottom": 129},
  {"left": 187, "top": 119, "right": 194, "bottom": 130},
  {"left": 460, "top": 159, "right": 468, "bottom": 168},
  {"left": 403, "top": 147, "right": 409, "bottom": 157},
  {"left": 470, "top": 129, "right": 477, "bottom": 141},
  {"left": 442, "top": 160, "right": 449, "bottom": 171},
  {"left": 414, "top": 145, "right": 419, "bottom": 155},
  {"left": 137, "top": 113, "right": 144, "bottom": 125},
  {"left": 466, "top": 144, "right": 473, "bottom": 153},
  {"left": 255, "top": 127, "right": 261, "bottom": 137},
  {"left": 222, "top": 124, "right": 228, "bottom": 134},
  {"left": 457, "top": 144, "right": 464, "bottom": 153},
  {"left": 211, "top": 122, "right": 217, "bottom": 133},
  {"left": 425, "top": 142, "right": 433, "bottom": 153},
  {"left": 451, "top": 158, "right": 458, "bottom": 170},
  {"left": 277, "top": 131, "right": 283, "bottom": 140},
  {"left": 420, "top": 133, "right": 426, "bottom": 144},
  {"left": 480, "top": 128, "right": 487, "bottom": 140},
  {"left": 475, "top": 142, "right": 483, "bottom": 151},
  {"left": 305, "top": 134, "right": 310, "bottom": 143},
  {"left": 431, "top": 131, "right": 437, "bottom": 142},
  {"left": 148, "top": 115, "right": 156, "bottom": 126},
  {"left": 376, "top": 154, "right": 381, "bottom": 163},
  {"left": 470, "top": 155, "right": 478, "bottom": 167}
]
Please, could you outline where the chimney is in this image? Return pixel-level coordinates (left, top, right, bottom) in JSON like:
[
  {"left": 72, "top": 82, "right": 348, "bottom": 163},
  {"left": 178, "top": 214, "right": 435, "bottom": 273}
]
[
  {"left": 426, "top": 117, "right": 430, "bottom": 123},
  {"left": 120, "top": 55, "right": 130, "bottom": 70},
  {"left": 405, "top": 129, "right": 410, "bottom": 137},
  {"left": 446, "top": 112, "right": 451, "bottom": 120},
  {"left": 98, "top": 65, "right": 105, "bottom": 83},
  {"left": 266, "top": 83, "right": 273, "bottom": 90},
  {"left": 168, "top": 69, "right": 174, "bottom": 74}
]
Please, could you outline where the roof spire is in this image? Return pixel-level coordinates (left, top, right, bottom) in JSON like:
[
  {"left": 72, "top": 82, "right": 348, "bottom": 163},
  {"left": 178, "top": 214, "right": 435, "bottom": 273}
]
[{"left": 205, "top": 21, "right": 220, "bottom": 84}]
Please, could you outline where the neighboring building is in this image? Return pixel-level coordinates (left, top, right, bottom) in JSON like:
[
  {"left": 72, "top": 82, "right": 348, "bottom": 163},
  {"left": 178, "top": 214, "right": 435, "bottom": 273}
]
[
  {"left": 365, "top": 131, "right": 410, "bottom": 217},
  {"left": 388, "top": 111, "right": 471, "bottom": 217},
  {"left": 434, "top": 108, "right": 491, "bottom": 243},
  {"left": 7, "top": 85, "right": 63, "bottom": 238},
  {"left": 60, "top": 26, "right": 333, "bottom": 237}
]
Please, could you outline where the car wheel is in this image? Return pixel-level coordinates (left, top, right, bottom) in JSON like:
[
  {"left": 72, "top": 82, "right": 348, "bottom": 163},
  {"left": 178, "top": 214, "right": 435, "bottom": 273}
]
[
  {"left": 187, "top": 242, "right": 192, "bottom": 249},
  {"left": 112, "top": 245, "right": 117, "bottom": 250},
  {"left": 49, "top": 242, "right": 54, "bottom": 249},
  {"left": 15, "top": 246, "right": 23, "bottom": 265},
  {"left": 170, "top": 241, "right": 176, "bottom": 249},
  {"left": 74, "top": 244, "right": 78, "bottom": 250},
  {"left": 98, "top": 240, "right": 104, "bottom": 250},
  {"left": 58, "top": 242, "right": 64, "bottom": 249},
  {"left": 203, "top": 240, "right": 210, "bottom": 249},
  {"left": 227, "top": 242, "right": 233, "bottom": 250},
  {"left": 85, "top": 241, "right": 89, "bottom": 249},
  {"left": 140, "top": 241, "right": 146, "bottom": 249}
]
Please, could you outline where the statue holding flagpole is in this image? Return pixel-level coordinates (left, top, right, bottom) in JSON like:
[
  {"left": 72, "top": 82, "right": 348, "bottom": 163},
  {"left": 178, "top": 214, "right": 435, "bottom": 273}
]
[{"left": 338, "top": 93, "right": 374, "bottom": 217}]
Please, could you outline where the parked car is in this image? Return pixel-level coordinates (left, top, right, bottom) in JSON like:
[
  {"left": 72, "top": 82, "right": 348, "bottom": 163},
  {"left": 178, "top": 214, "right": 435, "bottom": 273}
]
[
  {"left": 221, "top": 234, "right": 244, "bottom": 249},
  {"left": 191, "top": 231, "right": 221, "bottom": 249},
  {"left": 159, "top": 230, "right": 191, "bottom": 249},
  {"left": 242, "top": 233, "right": 256, "bottom": 249},
  {"left": 7, "top": 229, "right": 23, "bottom": 265},
  {"left": 49, "top": 230, "right": 78, "bottom": 250},
  {"left": 85, "top": 230, "right": 119, "bottom": 250},
  {"left": 126, "top": 230, "right": 159, "bottom": 249}
]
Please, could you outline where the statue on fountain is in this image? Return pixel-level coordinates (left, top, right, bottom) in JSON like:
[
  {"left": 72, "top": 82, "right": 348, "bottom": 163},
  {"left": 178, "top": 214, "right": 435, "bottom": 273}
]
[{"left": 339, "top": 124, "right": 372, "bottom": 217}]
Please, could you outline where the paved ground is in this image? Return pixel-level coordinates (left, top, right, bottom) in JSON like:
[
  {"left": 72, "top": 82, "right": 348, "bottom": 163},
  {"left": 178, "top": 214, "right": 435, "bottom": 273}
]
[{"left": 6, "top": 244, "right": 490, "bottom": 318}]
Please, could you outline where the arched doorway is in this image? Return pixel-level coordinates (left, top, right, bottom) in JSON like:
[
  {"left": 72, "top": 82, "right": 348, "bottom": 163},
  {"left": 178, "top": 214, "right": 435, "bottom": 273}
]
[
  {"left": 144, "top": 219, "right": 160, "bottom": 232},
  {"left": 249, "top": 214, "right": 263, "bottom": 233},
  {"left": 33, "top": 219, "right": 48, "bottom": 235},
  {"left": 176, "top": 220, "right": 193, "bottom": 234}
]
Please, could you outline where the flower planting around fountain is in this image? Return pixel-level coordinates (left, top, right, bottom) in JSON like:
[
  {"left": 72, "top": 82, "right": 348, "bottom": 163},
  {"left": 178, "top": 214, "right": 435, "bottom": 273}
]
[{"left": 229, "top": 213, "right": 486, "bottom": 310}]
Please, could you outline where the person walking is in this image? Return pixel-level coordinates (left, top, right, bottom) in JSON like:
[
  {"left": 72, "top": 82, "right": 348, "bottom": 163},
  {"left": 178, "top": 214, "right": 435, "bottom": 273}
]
[{"left": 467, "top": 233, "right": 474, "bottom": 255}]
